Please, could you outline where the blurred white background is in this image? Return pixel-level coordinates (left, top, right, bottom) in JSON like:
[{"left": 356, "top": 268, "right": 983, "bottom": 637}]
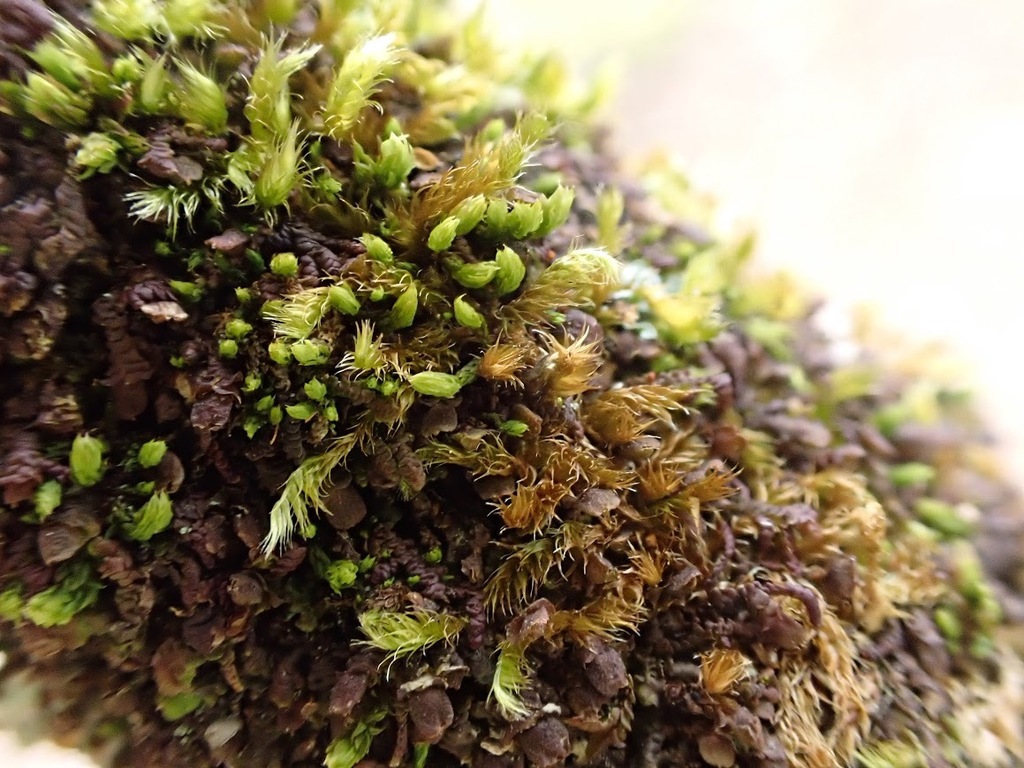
[{"left": 5, "top": 0, "right": 1024, "bottom": 764}]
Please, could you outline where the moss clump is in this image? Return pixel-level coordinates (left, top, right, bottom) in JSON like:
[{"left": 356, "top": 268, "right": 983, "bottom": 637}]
[{"left": 1, "top": 2, "right": 1024, "bottom": 767}]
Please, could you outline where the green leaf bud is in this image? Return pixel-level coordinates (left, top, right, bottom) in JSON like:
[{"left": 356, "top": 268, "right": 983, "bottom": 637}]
[
  {"left": 428, "top": 216, "right": 460, "bottom": 252},
  {"left": 22, "top": 73, "right": 92, "bottom": 127},
  {"left": 93, "top": 0, "right": 159, "bottom": 40},
  {"left": 235, "top": 287, "right": 254, "bottom": 304},
  {"left": 324, "top": 404, "right": 339, "bottom": 421},
  {"left": 34, "top": 480, "right": 63, "bottom": 521},
  {"left": 111, "top": 54, "right": 144, "bottom": 83},
  {"left": 22, "top": 563, "right": 99, "bottom": 627},
  {"left": 290, "top": 339, "right": 330, "bottom": 366},
  {"left": 163, "top": 0, "right": 218, "bottom": 37},
  {"left": 268, "top": 405, "right": 283, "bottom": 426},
  {"left": 408, "top": 372, "right": 463, "bottom": 399},
  {"left": 243, "top": 418, "right": 263, "bottom": 439},
  {"left": 479, "top": 118, "right": 506, "bottom": 142},
  {"left": 376, "top": 133, "right": 416, "bottom": 189},
  {"left": 453, "top": 261, "right": 500, "bottom": 289},
  {"left": 888, "top": 462, "right": 936, "bottom": 488},
  {"left": 254, "top": 123, "right": 302, "bottom": 209},
  {"left": 509, "top": 200, "right": 545, "bottom": 239},
  {"left": 264, "top": 0, "right": 299, "bottom": 24},
  {"left": 324, "top": 560, "right": 359, "bottom": 593},
  {"left": 218, "top": 339, "right": 239, "bottom": 358},
  {"left": 499, "top": 420, "right": 529, "bottom": 437},
  {"left": 424, "top": 548, "right": 443, "bottom": 564},
  {"left": 0, "top": 586, "right": 23, "bottom": 623},
  {"left": 177, "top": 62, "right": 228, "bottom": 133},
  {"left": 304, "top": 379, "right": 328, "bottom": 401},
  {"left": 494, "top": 246, "right": 526, "bottom": 295},
  {"left": 328, "top": 284, "right": 360, "bottom": 315},
  {"left": 138, "top": 439, "right": 168, "bottom": 469},
  {"left": 352, "top": 322, "right": 385, "bottom": 370},
  {"left": 270, "top": 252, "right": 299, "bottom": 277},
  {"left": 169, "top": 280, "right": 203, "bottom": 302},
  {"left": 286, "top": 402, "right": 318, "bottom": 421},
  {"left": 139, "top": 55, "right": 171, "bottom": 113},
  {"left": 256, "top": 395, "right": 275, "bottom": 413},
  {"left": 242, "top": 373, "right": 262, "bottom": 393},
  {"left": 360, "top": 233, "right": 394, "bottom": 263},
  {"left": 453, "top": 195, "right": 488, "bottom": 235},
  {"left": 933, "top": 605, "right": 962, "bottom": 643},
  {"left": 70, "top": 434, "right": 105, "bottom": 487},
  {"left": 158, "top": 692, "right": 204, "bottom": 721},
  {"left": 389, "top": 285, "right": 418, "bottom": 329},
  {"left": 126, "top": 491, "right": 174, "bottom": 542},
  {"left": 268, "top": 340, "right": 293, "bottom": 365},
  {"left": 484, "top": 199, "right": 511, "bottom": 234},
  {"left": 225, "top": 319, "right": 253, "bottom": 339},
  {"left": 537, "top": 185, "right": 575, "bottom": 236},
  {"left": 453, "top": 295, "right": 484, "bottom": 329},
  {"left": 915, "top": 498, "right": 973, "bottom": 538},
  {"left": 74, "top": 133, "right": 120, "bottom": 178}
]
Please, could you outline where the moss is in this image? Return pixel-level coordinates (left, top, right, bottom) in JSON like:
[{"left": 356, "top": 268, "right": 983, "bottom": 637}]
[{"left": 1, "top": 1, "right": 1024, "bottom": 767}]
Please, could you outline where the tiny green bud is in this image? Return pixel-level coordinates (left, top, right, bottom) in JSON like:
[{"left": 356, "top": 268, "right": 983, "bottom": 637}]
[
  {"left": 324, "top": 404, "right": 339, "bottom": 421},
  {"left": 915, "top": 498, "right": 972, "bottom": 538},
  {"left": 242, "top": 373, "right": 262, "bottom": 393},
  {"left": 268, "top": 340, "right": 292, "bottom": 365},
  {"left": 494, "top": 246, "right": 526, "bottom": 295},
  {"left": 889, "top": 462, "right": 936, "bottom": 488},
  {"left": 137, "top": 439, "right": 168, "bottom": 469},
  {"left": 285, "top": 401, "right": 318, "bottom": 421},
  {"left": 135, "top": 481, "right": 155, "bottom": 495},
  {"left": 479, "top": 118, "right": 505, "bottom": 142},
  {"left": 0, "top": 586, "right": 23, "bottom": 623},
  {"left": 453, "top": 295, "right": 484, "bottom": 329},
  {"left": 74, "top": 133, "right": 120, "bottom": 178},
  {"left": 500, "top": 420, "right": 529, "bottom": 437},
  {"left": 509, "top": 199, "right": 545, "bottom": 239},
  {"left": 70, "top": 434, "right": 105, "bottom": 487},
  {"left": 352, "top": 322, "right": 385, "bottom": 370},
  {"left": 270, "top": 252, "right": 299, "bottom": 277},
  {"left": 243, "top": 417, "right": 263, "bottom": 439},
  {"left": 537, "top": 185, "right": 575, "bottom": 236},
  {"left": 304, "top": 379, "right": 328, "bottom": 401},
  {"left": 407, "top": 575, "right": 422, "bottom": 585},
  {"left": 933, "top": 606, "right": 962, "bottom": 643},
  {"left": 327, "top": 284, "right": 360, "bottom": 315},
  {"left": 177, "top": 62, "right": 228, "bottom": 133},
  {"left": 484, "top": 198, "right": 511, "bottom": 234},
  {"left": 264, "top": 0, "right": 298, "bottom": 23},
  {"left": 169, "top": 280, "right": 203, "bottom": 302},
  {"left": 34, "top": 480, "right": 62, "bottom": 521},
  {"left": 453, "top": 261, "right": 500, "bottom": 289},
  {"left": 111, "top": 54, "right": 143, "bottom": 83},
  {"left": 218, "top": 339, "right": 239, "bottom": 358},
  {"left": 163, "top": 0, "right": 217, "bottom": 37},
  {"left": 225, "top": 319, "right": 253, "bottom": 339},
  {"left": 126, "top": 491, "right": 174, "bottom": 542},
  {"left": 453, "top": 195, "right": 488, "bottom": 235},
  {"left": 428, "top": 216, "right": 460, "bottom": 252},
  {"left": 235, "top": 287, "right": 254, "bottom": 304},
  {"left": 376, "top": 133, "right": 415, "bottom": 188},
  {"left": 359, "top": 233, "right": 394, "bottom": 263},
  {"left": 158, "top": 692, "right": 204, "bottom": 722},
  {"left": 370, "top": 286, "right": 386, "bottom": 302},
  {"left": 408, "top": 371, "right": 463, "bottom": 399},
  {"left": 138, "top": 55, "right": 170, "bottom": 113},
  {"left": 324, "top": 560, "right": 359, "bottom": 593},
  {"left": 389, "top": 285, "right": 418, "bottom": 329},
  {"left": 290, "top": 339, "right": 330, "bottom": 366},
  {"left": 529, "top": 171, "right": 564, "bottom": 196},
  {"left": 256, "top": 395, "right": 275, "bottom": 413},
  {"left": 268, "top": 405, "right": 283, "bottom": 426},
  {"left": 424, "top": 548, "right": 443, "bottom": 564},
  {"left": 254, "top": 123, "right": 302, "bottom": 209},
  {"left": 22, "top": 73, "right": 92, "bottom": 127}
]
